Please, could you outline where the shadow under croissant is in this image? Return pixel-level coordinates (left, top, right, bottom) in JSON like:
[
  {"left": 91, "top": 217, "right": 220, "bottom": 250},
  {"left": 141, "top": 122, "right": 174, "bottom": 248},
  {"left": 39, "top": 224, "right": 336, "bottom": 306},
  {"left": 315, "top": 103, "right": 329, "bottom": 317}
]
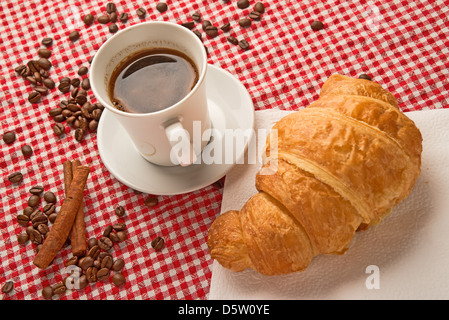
[{"left": 217, "top": 171, "right": 432, "bottom": 299}]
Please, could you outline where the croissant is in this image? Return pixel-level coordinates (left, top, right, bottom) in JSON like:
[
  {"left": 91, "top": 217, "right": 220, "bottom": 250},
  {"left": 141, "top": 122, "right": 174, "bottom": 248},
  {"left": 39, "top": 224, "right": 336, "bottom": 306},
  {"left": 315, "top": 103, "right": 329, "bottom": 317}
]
[{"left": 207, "top": 74, "right": 423, "bottom": 276}]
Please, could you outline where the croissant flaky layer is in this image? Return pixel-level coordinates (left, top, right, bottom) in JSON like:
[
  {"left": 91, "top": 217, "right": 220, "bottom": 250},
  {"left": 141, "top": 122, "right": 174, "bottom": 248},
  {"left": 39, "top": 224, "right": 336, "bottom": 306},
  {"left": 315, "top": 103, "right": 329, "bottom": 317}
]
[{"left": 207, "top": 74, "right": 423, "bottom": 275}]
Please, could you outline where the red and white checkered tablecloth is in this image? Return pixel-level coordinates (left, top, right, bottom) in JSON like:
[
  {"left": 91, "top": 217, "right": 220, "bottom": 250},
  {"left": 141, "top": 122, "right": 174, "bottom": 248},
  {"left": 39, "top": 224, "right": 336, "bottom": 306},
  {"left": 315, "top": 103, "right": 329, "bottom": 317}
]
[{"left": 0, "top": 0, "right": 448, "bottom": 300}]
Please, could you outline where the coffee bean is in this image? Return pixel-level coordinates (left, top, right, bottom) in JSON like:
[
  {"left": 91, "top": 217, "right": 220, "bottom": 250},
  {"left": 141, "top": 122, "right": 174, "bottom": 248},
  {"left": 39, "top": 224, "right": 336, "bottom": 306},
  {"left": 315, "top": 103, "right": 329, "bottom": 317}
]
[
  {"left": 91, "top": 109, "right": 102, "bottom": 121},
  {"left": 114, "top": 206, "right": 126, "bottom": 217},
  {"left": 75, "top": 94, "right": 87, "bottom": 106},
  {"left": 97, "top": 268, "right": 110, "bottom": 281},
  {"left": 28, "top": 195, "right": 40, "bottom": 207},
  {"left": 86, "top": 266, "right": 98, "bottom": 283},
  {"left": 42, "top": 37, "right": 53, "bottom": 47},
  {"left": 40, "top": 69, "right": 49, "bottom": 78},
  {"left": 136, "top": 8, "right": 146, "bottom": 18},
  {"left": 29, "top": 228, "right": 43, "bottom": 245},
  {"left": 358, "top": 73, "right": 372, "bottom": 81},
  {"left": 23, "top": 206, "right": 34, "bottom": 217},
  {"left": 181, "top": 21, "right": 195, "bottom": 30},
  {"left": 29, "top": 209, "right": 43, "bottom": 220},
  {"left": 35, "top": 86, "right": 48, "bottom": 95},
  {"left": 116, "top": 231, "right": 127, "bottom": 242},
  {"left": 192, "top": 12, "right": 201, "bottom": 22},
  {"left": 112, "top": 273, "right": 126, "bottom": 287},
  {"left": 33, "top": 71, "right": 42, "bottom": 83},
  {"left": 53, "top": 114, "right": 66, "bottom": 123},
  {"left": 38, "top": 48, "right": 52, "bottom": 59},
  {"left": 21, "top": 145, "right": 33, "bottom": 157},
  {"left": 67, "top": 103, "right": 80, "bottom": 113},
  {"left": 74, "top": 128, "right": 86, "bottom": 141},
  {"left": 43, "top": 203, "right": 55, "bottom": 216},
  {"left": 31, "top": 214, "right": 48, "bottom": 228},
  {"left": 2, "top": 131, "right": 16, "bottom": 144},
  {"left": 98, "top": 236, "right": 113, "bottom": 251},
  {"left": 202, "top": 20, "right": 211, "bottom": 31},
  {"left": 101, "top": 255, "right": 113, "bottom": 269},
  {"left": 52, "top": 282, "right": 66, "bottom": 295},
  {"left": 81, "top": 78, "right": 90, "bottom": 90},
  {"left": 69, "top": 30, "right": 80, "bottom": 41},
  {"left": 156, "top": 2, "right": 168, "bottom": 13},
  {"left": 109, "top": 23, "right": 119, "bottom": 34},
  {"left": 37, "top": 223, "right": 49, "bottom": 235},
  {"left": 8, "top": 172, "right": 23, "bottom": 184},
  {"left": 79, "top": 256, "right": 94, "bottom": 270},
  {"left": 311, "top": 20, "right": 324, "bottom": 31},
  {"left": 109, "top": 232, "right": 120, "bottom": 243},
  {"left": 14, "top": 64, "right": 27, "bottom": 76},
  {"left": 112, "top": 223, "right": 126, "bottom": 231},
  {"left": 27, "top": 60, "right": 40, "bottom": 73},
  {"left": 41, "top": 286, "right": 53, "bottom": 299},
  {"left": 205, "top": 25, "right": 218, "bottom": 37},
  {"left": 29, "top": 185, "right": 44, "bottom": 196},
  {"left": 110, "top": 12, "right": 118, "bottom": 23},
  {"left": 26, "top": 75, "right": 38, "bottom": 85},
  {"left": 2, "top": 281, "right": 14, "bottom": 294},
  {"left": 83, "top": 13, "right": 94, "bottom": 25},
  {"left": 238, "top": 39, "right": 250, "bottom": 50},
  {"left": 220, "top": 23, "right": 231, "bottom": 32},
  {"left": 151, "top": 236, "right": 165, "bottom": 250},
  {"left": 71, "top": 78, "right": 80, "bottom": 87},
  {"left": 239, "top": 18, "right": 252, "bottom": 28},
  {"left": 53, "top": 123, "right": 65, "bottom": 136},
  {"left": 58, "top": 81, "right": 71, "bottom": 93},
  {"left": 87, "top": 245, "right": 100, "bottom": 259},
  {"left": 103, "top": 225, "right": 113, "bottom": 237},
  {"left": 106, "top": 2, "right": 116, "bottom": 13},
  {"left": 88, "top": 238, "right": 98, "bottom": 248},
  {"left": 87, "top": 114, "right": 96, "bottom": 125},
  {"left": 237, "top": 0, "right": 250, "bottom": 9},
  {"left": 119, "top": 12, "right": 128, "bottom": 23},
  {"left": 48, "top": 213, "right": 57, "bottom": 223},
  {"left": 249, "top": 11, "right": 261, "bottom": 20},
  {"left": 112, "top": 258, "right": 125, "bottom": 272},
  {"left": 254, "top": 2, "right": 265, "bottom": 13},
  {"left": 43, "top": 191, "right": 56, "bottom": 203},
  {"left": 17, "top": 214, "right": 29, "bottom": 226},
  {"left": 227, "top": 36, "right": 238, "bottom": 45},
  {"left": 43, "top": 78, "right": 55, "bottom": 89},
  {"left": 144, "top": 196, "right": 158, "bottom": 207},
  {"left": 17, "top": 232, "right": 29, "bottom": 244},
  {"left": 28, "top": 91, "right": 41, "bottom": 104},
  {"left": 97, "top": 14, "right": 110, "bottom": 24}
]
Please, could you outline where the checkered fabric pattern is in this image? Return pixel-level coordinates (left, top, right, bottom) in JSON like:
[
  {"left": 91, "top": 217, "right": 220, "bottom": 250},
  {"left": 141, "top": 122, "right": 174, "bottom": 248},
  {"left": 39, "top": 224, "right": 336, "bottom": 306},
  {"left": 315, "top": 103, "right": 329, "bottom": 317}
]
[{"left": 0, "top": 0, "right": 448, "bottom": 300}]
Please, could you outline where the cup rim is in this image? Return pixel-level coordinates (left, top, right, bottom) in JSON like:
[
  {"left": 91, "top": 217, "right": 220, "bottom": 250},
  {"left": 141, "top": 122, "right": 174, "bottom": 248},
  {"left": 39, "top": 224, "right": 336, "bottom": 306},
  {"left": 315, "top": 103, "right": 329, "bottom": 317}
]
[{"left": 90, "top": 21, "right": 208, "bottom": 118}]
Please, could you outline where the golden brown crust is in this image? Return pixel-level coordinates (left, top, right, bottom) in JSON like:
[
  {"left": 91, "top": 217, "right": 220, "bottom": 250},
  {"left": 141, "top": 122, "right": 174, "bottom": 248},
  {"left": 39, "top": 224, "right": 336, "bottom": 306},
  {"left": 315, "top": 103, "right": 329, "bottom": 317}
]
[
  {"left": 256, "top": 159, "right": 363, "bottom": 255},
  {"left": 320, "top": 74, "right": 399, "bottom": 108},
  {"left": 207, "top": 74, "right": 423, "bottom": 275}
]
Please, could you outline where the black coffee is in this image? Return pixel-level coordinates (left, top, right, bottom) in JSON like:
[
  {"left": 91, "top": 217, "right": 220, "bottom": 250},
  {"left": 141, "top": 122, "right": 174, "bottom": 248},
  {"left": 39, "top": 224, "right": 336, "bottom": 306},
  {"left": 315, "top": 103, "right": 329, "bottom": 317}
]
[{"left": 109, "top": 48, "right": 199, "bottom": 113}]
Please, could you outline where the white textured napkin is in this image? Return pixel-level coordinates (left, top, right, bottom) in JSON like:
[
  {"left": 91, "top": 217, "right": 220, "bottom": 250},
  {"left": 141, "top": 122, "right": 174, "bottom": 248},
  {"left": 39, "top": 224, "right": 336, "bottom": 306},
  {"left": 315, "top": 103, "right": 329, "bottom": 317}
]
[{"left": 209, "top": 108, "right": 449, "bottom": 300}]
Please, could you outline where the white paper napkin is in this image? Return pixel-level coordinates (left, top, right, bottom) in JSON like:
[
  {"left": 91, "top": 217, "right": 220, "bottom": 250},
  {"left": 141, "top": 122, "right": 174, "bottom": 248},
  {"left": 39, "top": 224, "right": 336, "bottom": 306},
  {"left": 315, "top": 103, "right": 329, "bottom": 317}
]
[{"left": 209, "top": 108, "right": 449, "bottom": 300}]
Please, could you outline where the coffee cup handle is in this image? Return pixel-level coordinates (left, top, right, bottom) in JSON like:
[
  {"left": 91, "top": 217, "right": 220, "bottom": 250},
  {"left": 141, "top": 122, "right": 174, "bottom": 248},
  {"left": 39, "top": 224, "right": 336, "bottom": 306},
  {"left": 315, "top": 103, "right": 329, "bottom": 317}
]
[{"left": 165, "top": 121, "right": 197, "bottom": 166}]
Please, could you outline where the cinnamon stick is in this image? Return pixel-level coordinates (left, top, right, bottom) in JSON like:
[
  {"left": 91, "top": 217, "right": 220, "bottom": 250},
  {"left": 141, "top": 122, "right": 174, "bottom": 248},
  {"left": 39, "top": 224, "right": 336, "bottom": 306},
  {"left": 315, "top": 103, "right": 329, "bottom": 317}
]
[
  {"left": 70, "top": 160, "right": 87, "bottom": 257},
  {"left": 33, "top": 165, "right": 90, "bottom": 269}
]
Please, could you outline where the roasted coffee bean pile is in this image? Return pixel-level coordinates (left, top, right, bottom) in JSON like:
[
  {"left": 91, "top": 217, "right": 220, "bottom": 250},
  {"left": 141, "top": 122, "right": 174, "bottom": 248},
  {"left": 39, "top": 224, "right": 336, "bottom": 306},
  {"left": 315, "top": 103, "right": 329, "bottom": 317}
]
[
  {"left": 14, "top": 44, "right": 55, "bottom": 105},
  {"left": 41, "top": 223, "right": 128, "bottom": 299},
  {"left": 16, "top": 186, "right": 59, "bottom": 247}
]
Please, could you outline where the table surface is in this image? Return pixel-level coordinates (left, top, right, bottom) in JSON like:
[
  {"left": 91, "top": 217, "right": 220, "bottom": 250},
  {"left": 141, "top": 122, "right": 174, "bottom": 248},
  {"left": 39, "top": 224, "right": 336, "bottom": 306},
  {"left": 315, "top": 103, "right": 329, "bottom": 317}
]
[{"left": 0, "top": 0, "right": 448, "bottom": 300}]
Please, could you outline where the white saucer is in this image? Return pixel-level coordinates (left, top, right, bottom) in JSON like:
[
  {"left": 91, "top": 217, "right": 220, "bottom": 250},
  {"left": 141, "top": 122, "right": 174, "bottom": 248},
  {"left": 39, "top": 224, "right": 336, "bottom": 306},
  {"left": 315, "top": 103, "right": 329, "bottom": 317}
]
[{"left": 97, "top": 64, "right": 255, "bottom": 195}]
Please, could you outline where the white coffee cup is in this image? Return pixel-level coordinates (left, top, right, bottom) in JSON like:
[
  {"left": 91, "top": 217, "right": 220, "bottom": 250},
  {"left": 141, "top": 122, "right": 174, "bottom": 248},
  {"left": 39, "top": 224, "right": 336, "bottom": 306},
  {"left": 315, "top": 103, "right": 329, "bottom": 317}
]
[{"left": 90, "top": 21, "right": 211, "bottom": 166}]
